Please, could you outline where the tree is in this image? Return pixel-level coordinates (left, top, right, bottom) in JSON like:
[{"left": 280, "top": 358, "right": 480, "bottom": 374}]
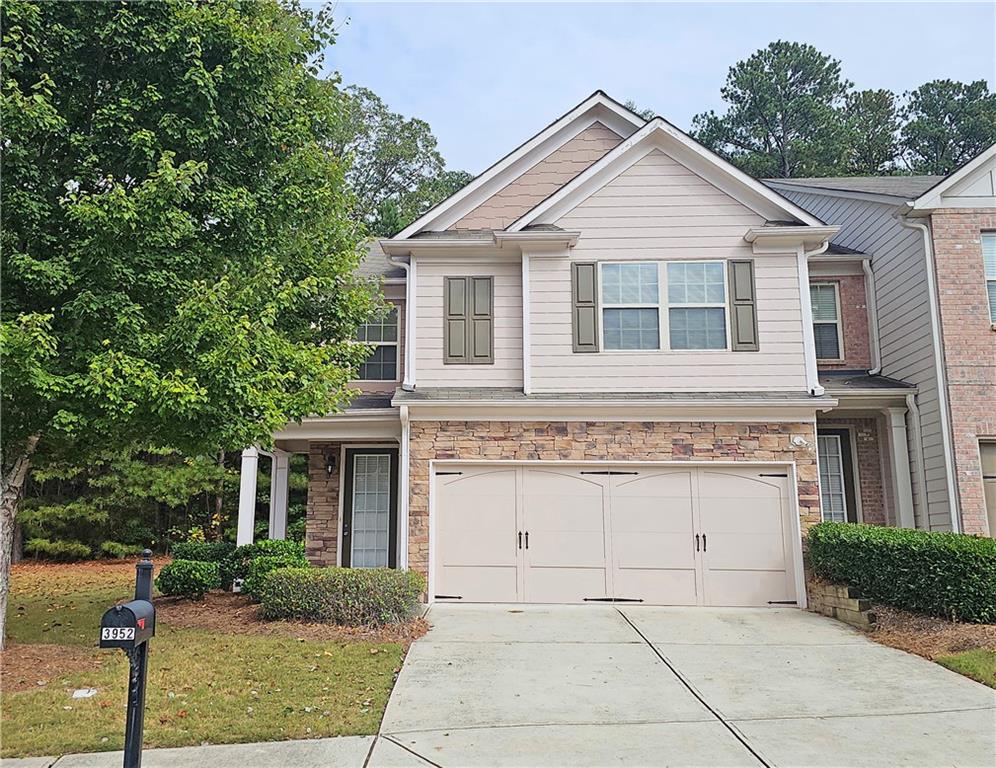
[
  {"left": 0, "top": 0, "right": 380, "bottom": 646},
  {"left": 332, "top": 86, "right": 473, "bottom": 236},
  {"left": 900, "top": 79, "right": 996, "bottom": 175},
  {"left": 841, "top": 89, "right": 901, "bottom": 175},
  {"left": 623, "top": 100, "right": 656, "bottom": 121},
  {"left": 691, "top": 41, "right": 852, "bottom": 178}
]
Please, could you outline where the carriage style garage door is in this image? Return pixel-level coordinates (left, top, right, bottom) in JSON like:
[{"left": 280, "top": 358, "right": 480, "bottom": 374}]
[{"left": 433, "top": 464, "right": 799, "bottom": 607}]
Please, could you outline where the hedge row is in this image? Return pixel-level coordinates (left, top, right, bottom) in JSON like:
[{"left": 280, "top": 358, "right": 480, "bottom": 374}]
[
  {"left": 258, "top": 567, "right": 424, "bottom": 627},
  {"left": 155, "top": 559, "right": 221, "bottom": 599},
  {"left": 808, "top": 522, "right": 996, "bottom": 623}
]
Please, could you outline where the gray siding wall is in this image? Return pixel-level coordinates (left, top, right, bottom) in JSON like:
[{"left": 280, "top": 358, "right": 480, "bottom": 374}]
[{"left": 778, "top": 188, "right": 952, "bottom": 531}]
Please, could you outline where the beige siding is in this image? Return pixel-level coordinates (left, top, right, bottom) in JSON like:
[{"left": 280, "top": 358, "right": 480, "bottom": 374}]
[
  {"left": 778, "top": 188, "right": 950, "bottom": 532},
  {"left": 452, "top": 122, "right": 621, "bottom": 231},
  {"left": 415, "top": 260, "right": 523, "bottom": 387},
  {"left": 529, "top": 150, "right": 808, "bottom": 392}
]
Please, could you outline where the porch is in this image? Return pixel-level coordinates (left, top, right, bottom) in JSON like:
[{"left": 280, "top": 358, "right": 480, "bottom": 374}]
[{"left": 816, "top": 372, "right": 918, "bottom": 529}]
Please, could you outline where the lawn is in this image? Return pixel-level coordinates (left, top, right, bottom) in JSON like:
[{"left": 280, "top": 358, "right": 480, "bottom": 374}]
[
  {"left": 937, "top": 649, "right": 996, "bottom": 688},
  {"left": 1, "top": 560, "right": 419, "bottom": 759}
]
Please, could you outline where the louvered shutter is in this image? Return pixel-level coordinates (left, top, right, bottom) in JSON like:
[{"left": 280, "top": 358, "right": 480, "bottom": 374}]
[{"left": 572, "top": 262, "right": 599, "bottom": 352}]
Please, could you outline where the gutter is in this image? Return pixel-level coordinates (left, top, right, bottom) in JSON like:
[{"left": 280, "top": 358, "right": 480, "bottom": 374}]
[
  {"left": 388, "top": 255, "right": 416, "bottom": 391},
  {"left": 897, "top": 214, "right": 961, "bottom": 533}
]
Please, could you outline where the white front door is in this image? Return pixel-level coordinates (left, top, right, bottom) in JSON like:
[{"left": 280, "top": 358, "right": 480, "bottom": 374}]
[
  {"left": 433, "top": 464, "right": 797, "bottom": 607},
  {"left": 342, "top": 448, "right": 398, "bottom": 568}
]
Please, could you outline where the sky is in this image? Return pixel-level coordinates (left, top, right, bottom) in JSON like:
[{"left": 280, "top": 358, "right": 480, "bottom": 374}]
[{"left": 324, "top": 1, "right": 996, "bottom": 174}]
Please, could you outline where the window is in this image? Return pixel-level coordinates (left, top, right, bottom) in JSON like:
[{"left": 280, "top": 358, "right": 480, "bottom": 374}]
[
  {"left": 356, "top": 307, "right": 398, "bottom": 380},
  {"left": 810, "top": 283, "right": 842, "bottom": 360},
  {"left": 817, "top": 434, "right": 848, "bottom": 523},
  {"left": 983, "top": 233, "right": 996, "bottom": 324},
  {"left": 601, "top": 263, "right": 660, "bottom": 350},
  {"left": 667, "top": 262, "right": 728, "bottom": 350}
]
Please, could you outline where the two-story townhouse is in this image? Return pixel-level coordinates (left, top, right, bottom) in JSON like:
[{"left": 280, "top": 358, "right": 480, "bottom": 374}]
[
  {"left": 231, "top": 92, "right": 928, "bottom": 610},
  {"left": 770, "top": 147, "right": 996, "bottom": 538}
]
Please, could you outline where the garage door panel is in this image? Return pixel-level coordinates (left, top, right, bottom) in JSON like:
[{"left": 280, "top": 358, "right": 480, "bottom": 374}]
[
  {"left": 438, "top": 566, "right": 517, "bottom": 602},
  {"left": 705, "top": 532, "right": 786, "bottom": 571},
  {"left": 527, "top": 531, "right": 606, "bottom": 568},
  {"left": 703, "top": 569, "right": 793, "bottom": 607},
  {"left": 614, "top": 567, "right": 698, "bottom": 606},
  {"left": 524, "top": 567, "right": 608, "bottom": 604}
]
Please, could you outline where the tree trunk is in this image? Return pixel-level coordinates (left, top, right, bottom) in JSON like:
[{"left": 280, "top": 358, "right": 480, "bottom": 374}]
[{"left": 1, "top": 435, "right": 40, "bottom": 650}]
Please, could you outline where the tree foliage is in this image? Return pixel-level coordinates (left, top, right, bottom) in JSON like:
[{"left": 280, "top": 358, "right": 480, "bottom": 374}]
[{"left": 332, "top": 86, "right": 473, "bottom": 235}]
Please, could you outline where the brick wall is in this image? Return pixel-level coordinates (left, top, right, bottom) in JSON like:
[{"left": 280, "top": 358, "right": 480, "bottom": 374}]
[
  {"left": 306, "top": 441, "right": 341, "bottom": 566},
  {"left": 930, "top": 211, "right": 996, "bottom": 535},
  {"left": 811, "top": 273, "right": 872, "bottom": 370},
  {"left": 817, "top": 417, "right": 888, "bottom": 525},
  {"left": 407, "top": 420, "right": 820, "bottom": 580}
]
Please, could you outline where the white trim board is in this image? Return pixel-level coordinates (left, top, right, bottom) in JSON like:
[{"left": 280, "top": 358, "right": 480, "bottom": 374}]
[
  {"left": 508, "top": 118, "right": 825, "bottom": 231},
  {"left": 395, "top": 92, "right": 646, "bottom": 238},
  {"left": 426, "top": 458, "right": 809, "bottom": 610},
  {"left": 909, "top": 143, "right": 996, "bottom": 212}
]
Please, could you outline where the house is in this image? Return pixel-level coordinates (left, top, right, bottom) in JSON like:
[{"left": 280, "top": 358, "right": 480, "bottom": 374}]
[
  {"left": 232, "top": 93, "right": 989, "bottom": 610},
  {"left": 769, "top": 149, "right": 996, "bottom": 538}
]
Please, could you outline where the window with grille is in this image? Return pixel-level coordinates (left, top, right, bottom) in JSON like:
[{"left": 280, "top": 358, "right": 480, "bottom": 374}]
[
  {"left": 818, "top": 434, "right": 848, "bottom": 522},
  {"left": 983, "top": 233, "right": 996, "bottom": 324},
  {"left": 356, "top": 307, "right": 398, "bottom": 380},
  {"left": 810, "top": 283, "right": 842, "bottom": 360}
]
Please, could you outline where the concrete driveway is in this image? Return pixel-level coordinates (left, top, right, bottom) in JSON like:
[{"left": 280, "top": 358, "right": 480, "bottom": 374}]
[{"left": 370, "top": 604, "right": 995, "bottom": 767}]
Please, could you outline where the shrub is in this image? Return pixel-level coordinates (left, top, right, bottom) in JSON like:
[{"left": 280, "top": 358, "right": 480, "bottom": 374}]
[
  {"left": 171, "top": 540, "right": 235, "bottom": 563},
  {"left": 100, "top": 541, "right": 145, "bottom": 559},
  {"left": 242, "top": 554, "right": 310, "bottom": 599},
  {"left": 259, "top": 567, "right": 425, "bottom": 626},
  {"left": 808, "top": 522, "right": 996, "bottom": 623},
  {"left": 220, "top": 539, "right": 306, "bottom": 589},
  {"left": 24, "top": 538, "right": 92, "bottom": 561},
  {"left": 155, "top": 559, "right": 220, "bottom": 599}
]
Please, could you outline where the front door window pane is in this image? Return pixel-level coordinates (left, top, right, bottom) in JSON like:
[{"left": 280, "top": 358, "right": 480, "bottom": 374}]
[{"left": 350, "top": 454, "right": 391, "bottom": 568}]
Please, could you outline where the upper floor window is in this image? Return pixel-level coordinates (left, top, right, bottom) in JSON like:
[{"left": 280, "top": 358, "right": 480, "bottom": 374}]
[
  {"left": 598, "top": 261, "right": 729, "bottom": 351},
  {"left": 810, "top": 283, "right": 842, "bottom": 360},
  {"left": 356, "top": 307, "right": 398, "bottom": 380},
  {"left": 983, "top": 232, "right": 996, "bottom": 324}
]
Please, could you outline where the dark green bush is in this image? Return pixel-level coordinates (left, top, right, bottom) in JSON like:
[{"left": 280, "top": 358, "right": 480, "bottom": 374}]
[
  {"left": 242, "top": 554, "right": 310, "bottom": 599},
  {"left": 220, "top": 539, "right": 305, "bottom": 588},
  {"left": 808, "top": 522, "right": 996, "bottom": 623},
  {"left": 24, "top": 538, "right": 92, "bottom": 561},
  {"left": 171, "top": 540, "right": 235, "bottom": 563},
  {"left": 100, "top": 541, "right": 145, "bottom": 559},
  {"left": 155, "top": 559, "right": 220, "bottom": 599},
  {"left": 259, "top": 567, "right": 424, "bottom": 626}
]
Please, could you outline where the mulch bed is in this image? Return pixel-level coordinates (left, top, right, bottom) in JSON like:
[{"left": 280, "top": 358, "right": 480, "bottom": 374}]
[
  {"left": 155, "top": 590, "right": 429, "bottom": 645},
  {"left": 868, "top": 604, "right": 996, "bottom": 660},
  {"left": 1, "top": 643, "right": 108, "bottom": 694}
]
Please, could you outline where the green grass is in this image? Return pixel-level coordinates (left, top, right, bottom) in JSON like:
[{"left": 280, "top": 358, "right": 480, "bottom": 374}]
[
  {"left": 2, "top": 563, "right": 406, "bottom": 758},
  {"left": 936, "top": 649, "right": 996, "bottom": 689}
]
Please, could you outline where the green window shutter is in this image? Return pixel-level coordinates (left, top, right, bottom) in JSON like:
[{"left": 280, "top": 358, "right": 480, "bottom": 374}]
[
  {"left": 444, "top": 277, "right": 469, "bottom": 363},
  {"left": 572, "top": 262, "right": 599, "bottom": 352},
  {"left": 728, "top": 260, "right": 759, "bottom": 351},
  {"left": 469, "top": 276, "right": 493, "bottom": 364}
]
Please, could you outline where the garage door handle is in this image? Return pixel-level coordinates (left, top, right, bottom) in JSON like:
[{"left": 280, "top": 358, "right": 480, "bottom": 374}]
[
  {"left": 525, "top": 531, "right": 529, "bottom": 549},
  {"left": 702, "top": 534, "right": 707, "bottom": 552},
  {"left": 695, "top": 533, "right": 700, "bottom": 552}
]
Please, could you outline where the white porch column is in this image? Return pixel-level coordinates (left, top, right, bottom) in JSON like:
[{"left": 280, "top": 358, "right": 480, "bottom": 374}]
[
  {"left": 268, "top": 449, "right": 290, "bottom": 540},
  {"left": 236, "top": 446, "right": 259, "bottom": 546},
  {"left": 884, "top": 408, "right": 916, "bottom": 528}
]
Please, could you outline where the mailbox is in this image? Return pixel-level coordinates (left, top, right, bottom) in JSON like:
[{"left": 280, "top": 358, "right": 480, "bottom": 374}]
[{"left": 99, "top": 600, "right": 155, "bottom": 649}]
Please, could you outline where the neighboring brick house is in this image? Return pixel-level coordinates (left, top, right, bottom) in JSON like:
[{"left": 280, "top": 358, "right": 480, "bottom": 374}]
[
  {"left": 771, "top": 145, "right": 996, "bottom": 537},
  {"left": 232, "top": 93, "right": 992, "bottom": 613}
]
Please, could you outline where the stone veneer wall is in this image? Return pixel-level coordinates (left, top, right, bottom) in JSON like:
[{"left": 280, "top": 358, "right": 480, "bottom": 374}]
[
  {"left": 407, "top": 420, "right": 820, "bottom": 580},
  {"left": 817, "top": 417, "right": 888, "bottom": 525},
  {"left": 306, "top": 441, "right": 341, "bottom": 566},
  {"left": 931, "top": 211, "right": 996, "bottom": 535}
]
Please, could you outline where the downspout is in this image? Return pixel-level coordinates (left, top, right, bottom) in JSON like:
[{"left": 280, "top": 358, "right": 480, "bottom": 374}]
[
  {"left": 388, "top": 255, "right": 416, "bottom": 391},
  {"left": 398, "top": 405, "right": 410, "bottom": 569},
  {"left": 799, "top": 242, "right": 828, "bottom": 396},
  {"left": 861, "top": 258, "right": 882, "bottom": 375},
  {"left": 897, "top": 215, "right": 960, "bottom": 533},
  {"left": 905, "top": 391, "right": 929, "bottom": 529},
  {"left": 521, "top": 252, "right": 531, "bottom": 395}
]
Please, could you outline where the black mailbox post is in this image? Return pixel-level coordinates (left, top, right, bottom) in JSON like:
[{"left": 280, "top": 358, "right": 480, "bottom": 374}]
[{"left": 99, "top": 551, "right": 155, "bottom": 768}]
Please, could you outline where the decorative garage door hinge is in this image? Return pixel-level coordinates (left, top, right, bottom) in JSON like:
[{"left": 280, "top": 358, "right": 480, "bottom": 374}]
[
  {"left": 434, "top": 594, "right": 463, "bottom": 600},
  {"left": 579, "top": 471, "right": 639, "bottom": 476},
  {"left": 768, "top": 600, "right": 798, "bottom": 605},
  {"left": 758, "top": 473, "right": 788, "bottom": 477},
  {"left": 434, "top": 471, "right": 464, "bottom": 476},
  {"left": 583, "top": 597, "right": 644, "bottom": 603}
]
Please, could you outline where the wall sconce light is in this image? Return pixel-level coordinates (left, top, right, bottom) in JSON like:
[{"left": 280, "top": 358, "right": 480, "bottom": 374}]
[{"left": 324, "top": 449, "right": 337, "bottom": 476}]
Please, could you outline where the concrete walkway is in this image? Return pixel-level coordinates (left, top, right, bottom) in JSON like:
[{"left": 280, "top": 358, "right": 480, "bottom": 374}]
[
  {"left": 381, "top": 604, "right": 996, "bottom": 767},
  {"left": 7, "top": 605, "right": 994, "bottom": 767}
]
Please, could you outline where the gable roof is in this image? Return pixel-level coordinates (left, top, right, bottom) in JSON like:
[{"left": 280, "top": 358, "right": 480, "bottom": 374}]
[
  {"left": 394, "top": 92, "right": 647, "bottom": 238},
  {"left": 769, "top": 176, "right": 945, "bottom": 200},
  {"left": 908, "top": 143, "right": 996, "bottom": 211},
  {"left": 508, "top": 117, "right": 825, "bottom": 230}
]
